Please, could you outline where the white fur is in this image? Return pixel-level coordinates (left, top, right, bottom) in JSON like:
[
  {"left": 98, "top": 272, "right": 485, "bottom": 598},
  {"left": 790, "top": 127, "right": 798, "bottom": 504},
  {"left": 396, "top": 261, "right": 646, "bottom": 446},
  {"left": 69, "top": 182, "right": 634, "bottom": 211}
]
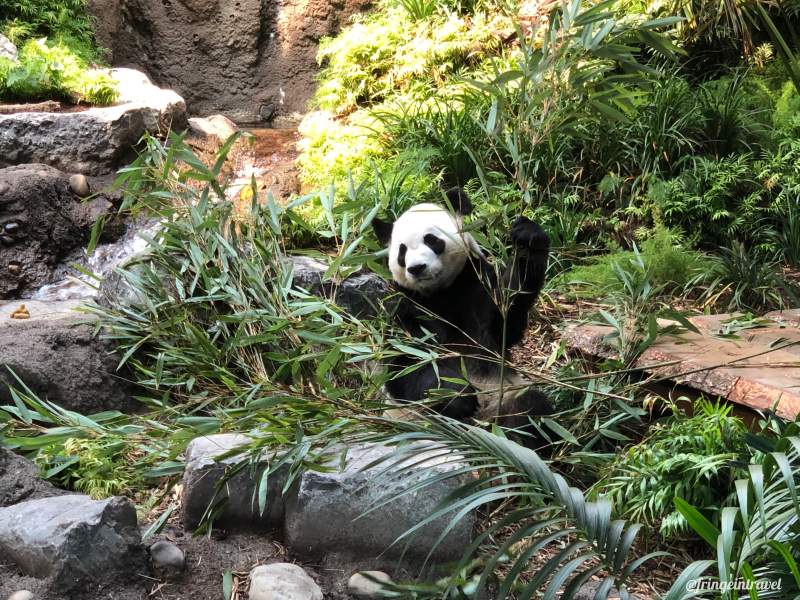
[{"left": 388, "top": 203, "right": 482, "bottom": 294}]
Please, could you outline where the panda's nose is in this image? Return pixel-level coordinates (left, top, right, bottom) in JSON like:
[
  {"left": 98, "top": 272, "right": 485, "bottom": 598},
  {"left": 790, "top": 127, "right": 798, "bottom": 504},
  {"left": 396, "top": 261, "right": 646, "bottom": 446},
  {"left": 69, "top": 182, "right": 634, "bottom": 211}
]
[{"left": 407, "top": 264, "right": 427, "bottom": 277}]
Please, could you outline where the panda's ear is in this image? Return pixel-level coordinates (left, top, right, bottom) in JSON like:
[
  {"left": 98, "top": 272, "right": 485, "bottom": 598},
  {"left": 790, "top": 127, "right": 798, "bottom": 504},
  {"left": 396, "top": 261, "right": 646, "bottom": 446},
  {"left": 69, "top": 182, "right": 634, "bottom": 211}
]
[
  {"left": 372, "top": 217, "right": 394, "bottom": 246},
  {"left": 444, "top": 186, "right": 473, "bottom": 216}
]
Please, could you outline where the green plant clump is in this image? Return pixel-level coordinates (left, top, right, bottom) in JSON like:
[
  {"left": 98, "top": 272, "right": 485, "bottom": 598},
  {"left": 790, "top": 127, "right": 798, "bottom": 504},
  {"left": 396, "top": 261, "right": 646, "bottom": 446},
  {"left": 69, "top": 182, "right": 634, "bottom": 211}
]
[
  {"left": 593, "top": 399, "right": 747, "bottom": 539},
  {"left": 556, "top": 228, "right": 711, "bottom": 299},
  {"left": 0, "top": 38, "right": 118, "bottom": 104}
]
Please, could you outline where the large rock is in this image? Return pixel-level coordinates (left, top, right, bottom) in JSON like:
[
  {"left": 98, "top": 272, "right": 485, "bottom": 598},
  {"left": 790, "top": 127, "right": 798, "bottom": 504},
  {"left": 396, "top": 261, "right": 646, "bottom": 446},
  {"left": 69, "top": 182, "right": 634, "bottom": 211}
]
[
  {"left": 0, "top": 35, "right": 16, "bottom": 61},
  {"left": 0, "top": 300, "right": 137, "bottom": 414},
  {"left": 181, "top": 433, "right": 288, "bottom": 531},
  {"left": 0, "top": 446, "right": 61, "bottom": 507},
  {"left": 0, "top": 495, "right": 143, "bottom": 591},
  {"left": 86, "top": 0, "right": 372, "bottom": 123},
  {"left": 290, "top": 256, "right": 390, "bottom": 318},
  {"left": 0, "top": 164, "right": 122, "bottom": 298},
  {"left": 284, "top": 442, "right": 476, "bottom": 566},
  {"left": 0, "top": 69, "right": 186, "bottom": 175}
]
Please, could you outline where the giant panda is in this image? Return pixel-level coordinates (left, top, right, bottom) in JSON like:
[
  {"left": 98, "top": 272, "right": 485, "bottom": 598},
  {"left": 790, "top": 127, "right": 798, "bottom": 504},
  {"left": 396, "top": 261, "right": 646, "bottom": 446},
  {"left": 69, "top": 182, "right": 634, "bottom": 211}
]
[{"left": 372, "top": 187, "right": 553, "bottom": 445}]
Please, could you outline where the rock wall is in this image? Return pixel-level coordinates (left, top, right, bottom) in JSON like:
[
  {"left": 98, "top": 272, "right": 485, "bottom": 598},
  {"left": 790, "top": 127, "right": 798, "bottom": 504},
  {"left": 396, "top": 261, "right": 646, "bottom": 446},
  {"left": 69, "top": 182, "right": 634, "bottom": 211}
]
[{"left": 87, "top": 0, "right": 372, "bottom": 124}]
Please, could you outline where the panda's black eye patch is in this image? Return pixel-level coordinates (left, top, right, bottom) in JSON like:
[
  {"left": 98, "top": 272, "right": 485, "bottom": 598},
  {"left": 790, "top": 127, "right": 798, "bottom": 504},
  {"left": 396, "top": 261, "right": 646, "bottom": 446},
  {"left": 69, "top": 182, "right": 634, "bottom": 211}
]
[
  {"left": 423, "top": 234, "right": 446, "bottom": 255},
  {"left": 397, "top": 243, "right": 407, "bottom": 268}
]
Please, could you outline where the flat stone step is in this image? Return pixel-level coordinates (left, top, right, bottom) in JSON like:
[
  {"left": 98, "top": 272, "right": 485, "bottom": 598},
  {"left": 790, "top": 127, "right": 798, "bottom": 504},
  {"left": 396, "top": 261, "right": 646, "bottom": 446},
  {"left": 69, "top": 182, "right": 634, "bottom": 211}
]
[{"left": 564, "top": 310, "right": 800, "bottom": 419}]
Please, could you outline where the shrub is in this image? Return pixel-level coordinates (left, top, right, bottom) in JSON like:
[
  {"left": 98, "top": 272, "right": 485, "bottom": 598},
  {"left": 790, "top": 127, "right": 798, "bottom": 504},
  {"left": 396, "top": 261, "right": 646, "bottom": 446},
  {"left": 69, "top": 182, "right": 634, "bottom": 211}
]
[
  {"left": 700, "top": 241, "right": 798, "bottom": 311},
  {"left": 1, "top": 0, "right": 101, "bottom": 62},
  {"left": 593, "top": 399, "right": 747, "bottom": 539},
  {"left": 556, "top": 228, "right": 711, "bottom": 298},
  {"left": 314, "top": 8, "right": 507, "bottom": 115},
  {"left": 0, "top": 38, "right": 118, "bottom": 104},
  {"left": 647, "top": 155, "right": 766, "bottom": 247}
]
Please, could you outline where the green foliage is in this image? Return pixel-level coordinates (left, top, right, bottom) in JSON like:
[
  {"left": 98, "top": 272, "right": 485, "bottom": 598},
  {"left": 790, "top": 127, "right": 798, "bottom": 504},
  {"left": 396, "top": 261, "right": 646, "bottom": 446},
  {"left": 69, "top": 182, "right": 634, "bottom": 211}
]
[
  {"left": 700, "top": 241, "right": 798, "bottom": 312},
  {"left": 593, "top": 400, "right": 747, "bottom": 539},
  {"left": 0, "top": 0, "right": 101, "bottom": 62},
  {"left": 0, "top": 38, "right": 118, "bottom": 104},
  {"left": 647, "top": 155, "right": 766, "bottom": 247},
  {"left": 556, "top": 228, "right": 711, "bottom": 298},
  {"left": 360, "top": 415, "right": 665, "bottom": 599},
  {"left": 34, "top": 436, "right": 141, "bottom": 499},
  {"left": 314, "top": 8, "right": 505, "bottom": 115},
  {"left": 667, "top": 425, "right": 800, "bottom": 600}
]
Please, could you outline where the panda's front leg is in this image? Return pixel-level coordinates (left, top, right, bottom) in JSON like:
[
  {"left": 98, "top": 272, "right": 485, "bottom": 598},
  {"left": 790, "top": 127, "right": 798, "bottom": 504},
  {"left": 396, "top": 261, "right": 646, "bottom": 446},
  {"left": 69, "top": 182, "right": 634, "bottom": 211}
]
[
  {"left": 503, "top": 216, "right": 550, "bottom": 347},
  {"left": 385, "top": 362, "right": 479, "bottom": 421}
]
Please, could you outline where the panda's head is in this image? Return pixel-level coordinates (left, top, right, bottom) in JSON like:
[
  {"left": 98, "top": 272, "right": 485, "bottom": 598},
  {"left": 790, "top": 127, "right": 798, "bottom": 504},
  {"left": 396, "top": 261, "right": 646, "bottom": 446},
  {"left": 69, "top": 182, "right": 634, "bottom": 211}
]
[{"left": 372, "top": 188, "right": 482, "bottom": 295}]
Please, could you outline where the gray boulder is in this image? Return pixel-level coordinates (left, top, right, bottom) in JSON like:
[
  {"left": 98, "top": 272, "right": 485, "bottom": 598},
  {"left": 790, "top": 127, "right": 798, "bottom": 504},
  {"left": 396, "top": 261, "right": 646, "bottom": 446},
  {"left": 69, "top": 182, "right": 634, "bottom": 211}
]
[
  {"left": 284, "top": 442, "right": 476, "bottom": 567},
  {"left": 0, "top": 446, "right": 61, "bottom": 507},
  {"left": 290, "top": 256, "right": 390, "bottom": 318},
  {"left": 181, "top": 433, "right": 288, "bottom": 531},
  {"left": 248, "top": 563, "right": 322, "bottom": 600},
  {"left": 188, "top": 115, "right": 238, "bottom": 144},
  {"left": 0, "top": 495, "right": 143, "bottom": 591},
  {"left": 0, "top": 300, "right": 137, "bottom": 414},
  {"left": 0, "top": 35, "right": 16, "bottom": 61},
  {"left": 0, "top": 69, "right": 186, "bottom": 175}
]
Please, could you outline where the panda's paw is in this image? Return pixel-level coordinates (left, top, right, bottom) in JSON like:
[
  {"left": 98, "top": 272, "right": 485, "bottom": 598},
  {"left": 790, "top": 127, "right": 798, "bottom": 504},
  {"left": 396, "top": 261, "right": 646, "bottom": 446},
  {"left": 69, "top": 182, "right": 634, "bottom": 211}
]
[
  {"left": 511, "top": 217, "right": 549, "bottom": 251},
  {"left": 438, "top": 394, "right": 479, "bottom": 421}
]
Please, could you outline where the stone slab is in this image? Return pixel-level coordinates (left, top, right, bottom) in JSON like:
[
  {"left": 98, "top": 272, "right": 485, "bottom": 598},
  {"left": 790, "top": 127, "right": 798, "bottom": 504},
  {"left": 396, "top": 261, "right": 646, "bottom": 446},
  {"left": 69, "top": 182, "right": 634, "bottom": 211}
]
[{"left": 564, "top": 312, "right": 800, "bottom": 419}]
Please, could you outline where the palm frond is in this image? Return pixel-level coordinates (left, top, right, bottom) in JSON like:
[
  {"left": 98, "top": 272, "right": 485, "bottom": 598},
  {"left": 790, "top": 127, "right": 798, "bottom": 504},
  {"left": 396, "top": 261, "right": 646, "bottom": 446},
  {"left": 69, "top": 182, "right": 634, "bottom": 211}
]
[{"left": 359, "top": 414, "right": 665, "bottom": 599}]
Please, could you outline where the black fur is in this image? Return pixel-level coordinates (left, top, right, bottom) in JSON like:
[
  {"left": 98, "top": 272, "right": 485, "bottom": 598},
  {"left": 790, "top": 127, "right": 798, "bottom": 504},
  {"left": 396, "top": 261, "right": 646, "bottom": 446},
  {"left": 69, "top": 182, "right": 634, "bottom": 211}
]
[{"left": 376, "top": 192, "right": 552, "bottom": 447}]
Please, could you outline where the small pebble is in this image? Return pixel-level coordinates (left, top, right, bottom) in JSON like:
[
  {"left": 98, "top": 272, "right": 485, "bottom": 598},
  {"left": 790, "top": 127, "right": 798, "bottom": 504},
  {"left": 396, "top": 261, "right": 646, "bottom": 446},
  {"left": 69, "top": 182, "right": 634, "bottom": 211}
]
[
  {"left": 0, "top": 235, "right": 13, "bottom": 246},
  {"left": 7, "top": 263, "right": 20, "bottom": 275},
  {"left": 3, "top": 222, "right": 19, "bottom": 234},
  {"left": 149, "top": 540, "right": 185, "bottom": 577},
  {"left": 7, "top": 591, "right": 34, "bottom": 600},
  {"left": 68, "top": 173, "right": 89, "bottom": 196},
  {"left": 347, "top": 571, "right": 393, "bottom": 598},
  {"left": 249, "top": 563, "right": 322, "bottom": 600}
]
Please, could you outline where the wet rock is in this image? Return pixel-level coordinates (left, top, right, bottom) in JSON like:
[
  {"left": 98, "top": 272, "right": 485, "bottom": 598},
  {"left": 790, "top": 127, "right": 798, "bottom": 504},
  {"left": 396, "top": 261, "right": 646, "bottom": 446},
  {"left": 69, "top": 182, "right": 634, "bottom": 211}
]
[
  {"left": 290, "top": 256, "right": 391, "bottom": 318},
  {"left": 0, "top": 446, "right": 61, "bottom": 508},
  {"left": 181, "top": 433, "right": 288, "bottom": 531},
  {"left": 248, "top": 563, "right": 322, "bottom": 600},
  {"left": 149, "top": 540, "right": 185, "bottom": 578},
  {"left": 0, "top": 300, "right": 138, "bottom": 414},
  {"left": 68, "top": 174, "right": 89, "bottom": 197},
  {"left": 0, "top": 164, "right": 119, "bottom": 298},
  {"left": 0, "top": 35, "right": 16, "bottom": 61},
  {"left": 87, "top": 0, "right": 370, "bottom": 123},
  {"left": 284, "top": 442, "right": 476, "bottom": 566},
  {"left": 347, "top": 571, "right": 393, "bottom": 598},
  {"left": 7, "top": 592, "right": 34, "bottom": 600},
  {"left": 0, "top": 495, "right": 143, "bottom": 591},
  {"left": 0, "top": 69, "right": 186, "bottom": 175}
]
